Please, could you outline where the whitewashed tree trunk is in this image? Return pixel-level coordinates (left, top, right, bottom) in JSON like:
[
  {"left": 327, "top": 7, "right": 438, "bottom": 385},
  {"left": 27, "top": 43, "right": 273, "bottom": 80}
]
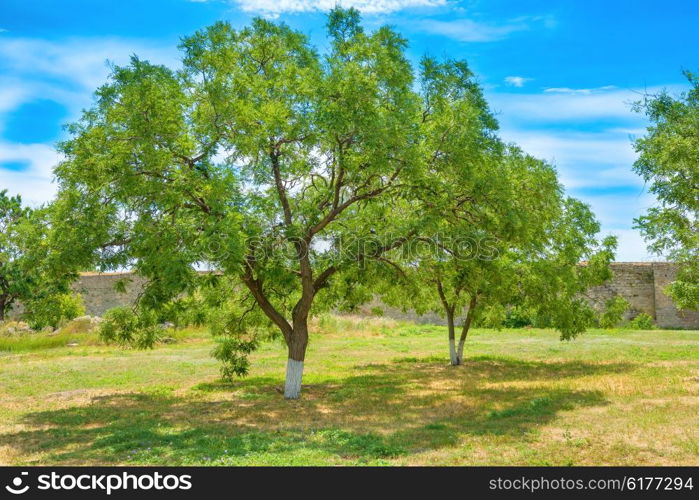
[
  {"left": 456, "top": 338, "right": 466, "bottom": 365},
  {"left": 455, "top": 296, "right": 477, "bottom": 366},
  {"left": 449, "top": 337, "right": 459, "bottom": 365},
  {"left": 284, "top": 358, "right": 304, "bottom": 399}
]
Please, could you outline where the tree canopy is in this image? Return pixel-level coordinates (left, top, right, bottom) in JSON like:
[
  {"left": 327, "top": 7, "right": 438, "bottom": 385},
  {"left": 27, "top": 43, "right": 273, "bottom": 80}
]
[
  {"left": 376, "top": 62, "right": 616, "bottom": 365},
  {"left": 633, "top": 71, "right": 699, "bottom": 309},
  {"left": 53, "top": 9, "right": 429, "bottom": 398}
]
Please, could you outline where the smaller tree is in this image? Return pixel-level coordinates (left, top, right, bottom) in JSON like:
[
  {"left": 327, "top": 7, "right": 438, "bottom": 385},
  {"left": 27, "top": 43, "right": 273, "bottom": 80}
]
[
  {"left": 376, "top": 56, "right": 617, "bottom": 363},
  {"left": 0, "top": 190, "right": 32, "bottom": 321},
  {"left": 0, "top": 191, "right": 51, "bottom": 321},
  {"left": 633, "top": 71, "right": 699, "bottom": 309},
  {"left": 0, "top": 190, "right": 80, "bottom": 325}
]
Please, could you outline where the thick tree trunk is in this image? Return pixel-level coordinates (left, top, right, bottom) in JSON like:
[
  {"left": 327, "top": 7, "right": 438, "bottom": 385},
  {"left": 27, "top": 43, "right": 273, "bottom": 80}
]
[
  {"left": 284, "top": 319, "right": 309, "bottom": 399},
  {"left": 456, "top": 296, "right": 477, "bottom": 364},
  {"left": 284, "top": 358, "right": 304, "bottom": 399},
  {"left": 241, "top": 260, "right": 309, "bottom": 400}
]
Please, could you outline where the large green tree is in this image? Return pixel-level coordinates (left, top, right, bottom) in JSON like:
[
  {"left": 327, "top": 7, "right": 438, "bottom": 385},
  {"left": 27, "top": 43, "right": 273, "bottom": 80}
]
[
  {"left": 633, "top": 71, "right": 699, "bottom": 309},
  {"left": 53, "top": 9, "right": 424, "bottom": 398}
]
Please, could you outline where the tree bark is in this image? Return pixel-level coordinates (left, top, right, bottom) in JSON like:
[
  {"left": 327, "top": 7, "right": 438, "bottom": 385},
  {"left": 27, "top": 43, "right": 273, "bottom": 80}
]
[
  {"left": 436, "top": 278, "right": 460, "bottom": 366},
  {"left": 456, "top": 296, "right": 477, "bottom": 365},
  {"left": 446, "top": 309, "right": 458, "bottom": 366},
  {"left": 0, "top": 295, "right": 7, "bottom": 322}
]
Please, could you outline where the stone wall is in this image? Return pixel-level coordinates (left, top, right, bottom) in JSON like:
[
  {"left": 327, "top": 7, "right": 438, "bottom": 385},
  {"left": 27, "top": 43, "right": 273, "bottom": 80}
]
[
  {"left": 370, "top": 262, "right": 699, "bottom": 329},
  {"left": 13, "top": 263, "right": 698, "bottom": 329},
  {"left": 585, "top": 262, "right": 699, "bottom": 329},
  {"left": 586, "top": 262, "right": 657, "bottom": 320},
  {"left": 651, "top": 263, "right": 699, "bottom": 329},
  {"left": 71, "top": 272, "right": 149, "bottom": 317}
]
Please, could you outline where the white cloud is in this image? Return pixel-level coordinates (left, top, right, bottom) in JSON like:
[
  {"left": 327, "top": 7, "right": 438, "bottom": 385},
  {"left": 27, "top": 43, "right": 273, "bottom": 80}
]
[
  {"left": 606, "top": 127, "right": 647, "bottom": 136},
  {"left": 0, "top": 77, "right": 86, "bottom": 136},
  {"left": 488, "top": 84, "right": 691, "bottom": 126},
  {"left": 544, "top": 85, "right": 617, "bottom": 95},
  {"left": 419, "top": 18, "right": 527, "bottom": 42},
  {"left": 0, "top": 36, "right": 178, "bottom": 205},
  {"left": 0, "top": 37, "right": 178, "bottom": 94},
  {"left": 483, "top": 86, "right": 685, "bottom": 191},
  {"left": 417, "top": 14, "right": 555, "bottom": 42},
  {"left": 0, "top": 141, "right": 61, "bottom": 206},
  {"left": 499, "top": 129, "right": 640, "bottom": 178},
  {"left": 230, "top": 0, "right": 445, "bottom": 17},
  {"left": 607, "top": 229, "right": 663, "bottom": 262},
  {"left": 0, "top": 80, "right": 31, "bottom": 114},
  {"left": 504, "top": 76, "right": 531, "bottom": 88},
  {"left": 489, "top": 88, "right": 644, "bottom": 123}
]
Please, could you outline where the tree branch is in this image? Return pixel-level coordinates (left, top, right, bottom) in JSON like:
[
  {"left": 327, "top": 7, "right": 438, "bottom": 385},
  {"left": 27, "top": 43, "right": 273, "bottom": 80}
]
[
  {"left": 240, "top": 254, "right": 293, "bottom": 341},
  {"left": 270, "top": 147, "right": 293, "bottom": 227},
  {"left": 313, "top": 265, "right": 338, "bottom": 292}
]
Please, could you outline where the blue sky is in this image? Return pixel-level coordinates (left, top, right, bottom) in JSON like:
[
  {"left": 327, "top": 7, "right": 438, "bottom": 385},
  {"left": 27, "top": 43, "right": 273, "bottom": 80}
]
[{"left": 1, "top": 0, "right": 697, "bottom": 261}]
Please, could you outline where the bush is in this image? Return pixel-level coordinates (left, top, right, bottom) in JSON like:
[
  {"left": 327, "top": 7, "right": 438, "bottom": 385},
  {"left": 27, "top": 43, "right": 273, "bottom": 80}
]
[
  {"left": 211, "top": 336, "right": 258, "bottom": 379},
  {"left": 99, "top": 307, "right": 161, "bottom": 348},
  {"left": 24, "top": 293, "right": 86, "bottom": 330},
  {"left": 599, "top": 296, "right": 629, "bottom": 329},
  {"left": 369, "top": 307, "right": 384, "bottom": 317},
  {"left": 629, "top": 312, "right": 656, "bottom": 330},
  {"left": 502, "top": 306, "right": 533, "bottom": 328}
]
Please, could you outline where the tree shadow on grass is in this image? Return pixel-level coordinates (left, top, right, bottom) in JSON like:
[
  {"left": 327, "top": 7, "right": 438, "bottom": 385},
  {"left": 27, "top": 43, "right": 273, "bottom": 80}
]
[{"left": 1, "top": 357, "right": 634, "bottom": 465}]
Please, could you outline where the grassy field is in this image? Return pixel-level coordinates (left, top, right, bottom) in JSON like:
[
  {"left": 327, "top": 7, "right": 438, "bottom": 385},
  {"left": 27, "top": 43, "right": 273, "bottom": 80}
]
[{"left": 0, "top": 315, "right": 698, "bottom": 466}]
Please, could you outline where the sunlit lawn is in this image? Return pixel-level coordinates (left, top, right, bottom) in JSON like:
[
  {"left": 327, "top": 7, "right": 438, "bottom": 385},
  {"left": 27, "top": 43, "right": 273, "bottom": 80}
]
[{"left": 0, "top": 315, "right": 698, "bottom": 465}]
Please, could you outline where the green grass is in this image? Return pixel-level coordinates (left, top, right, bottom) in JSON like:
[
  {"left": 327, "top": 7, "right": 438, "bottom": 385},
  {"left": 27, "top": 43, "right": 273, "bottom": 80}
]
[
  {"left": 0, "top": 315, "right": 697, "bottom": 465},
  {"left": 0, "top": 323, "right": 202, "bottom": 353},
  {"left": 0, "top": 330, "right": 96, "bottom": 352}
]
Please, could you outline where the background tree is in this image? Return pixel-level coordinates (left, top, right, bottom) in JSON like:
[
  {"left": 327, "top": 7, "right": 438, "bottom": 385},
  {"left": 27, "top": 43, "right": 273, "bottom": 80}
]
[
  {"left": 0, "top": 190, "right": 79, "bottom": 326},
  {"left": 0, "top": 190, "right": 36, "bottom": 321},
  {"left": 384, "top": 157, "right": 616, "bottom": 366},
  {"left": 507, "top": 197, "right": 617, "bottom": 337},
  {"left": 53, "top": 9, "right": 423, "bottom": 399},
  {"left": 633, "top": 71, "right": 699, "bottom": 309},
  {"left": 379, "top": 57, "right": 616, "bottom": 364}
]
